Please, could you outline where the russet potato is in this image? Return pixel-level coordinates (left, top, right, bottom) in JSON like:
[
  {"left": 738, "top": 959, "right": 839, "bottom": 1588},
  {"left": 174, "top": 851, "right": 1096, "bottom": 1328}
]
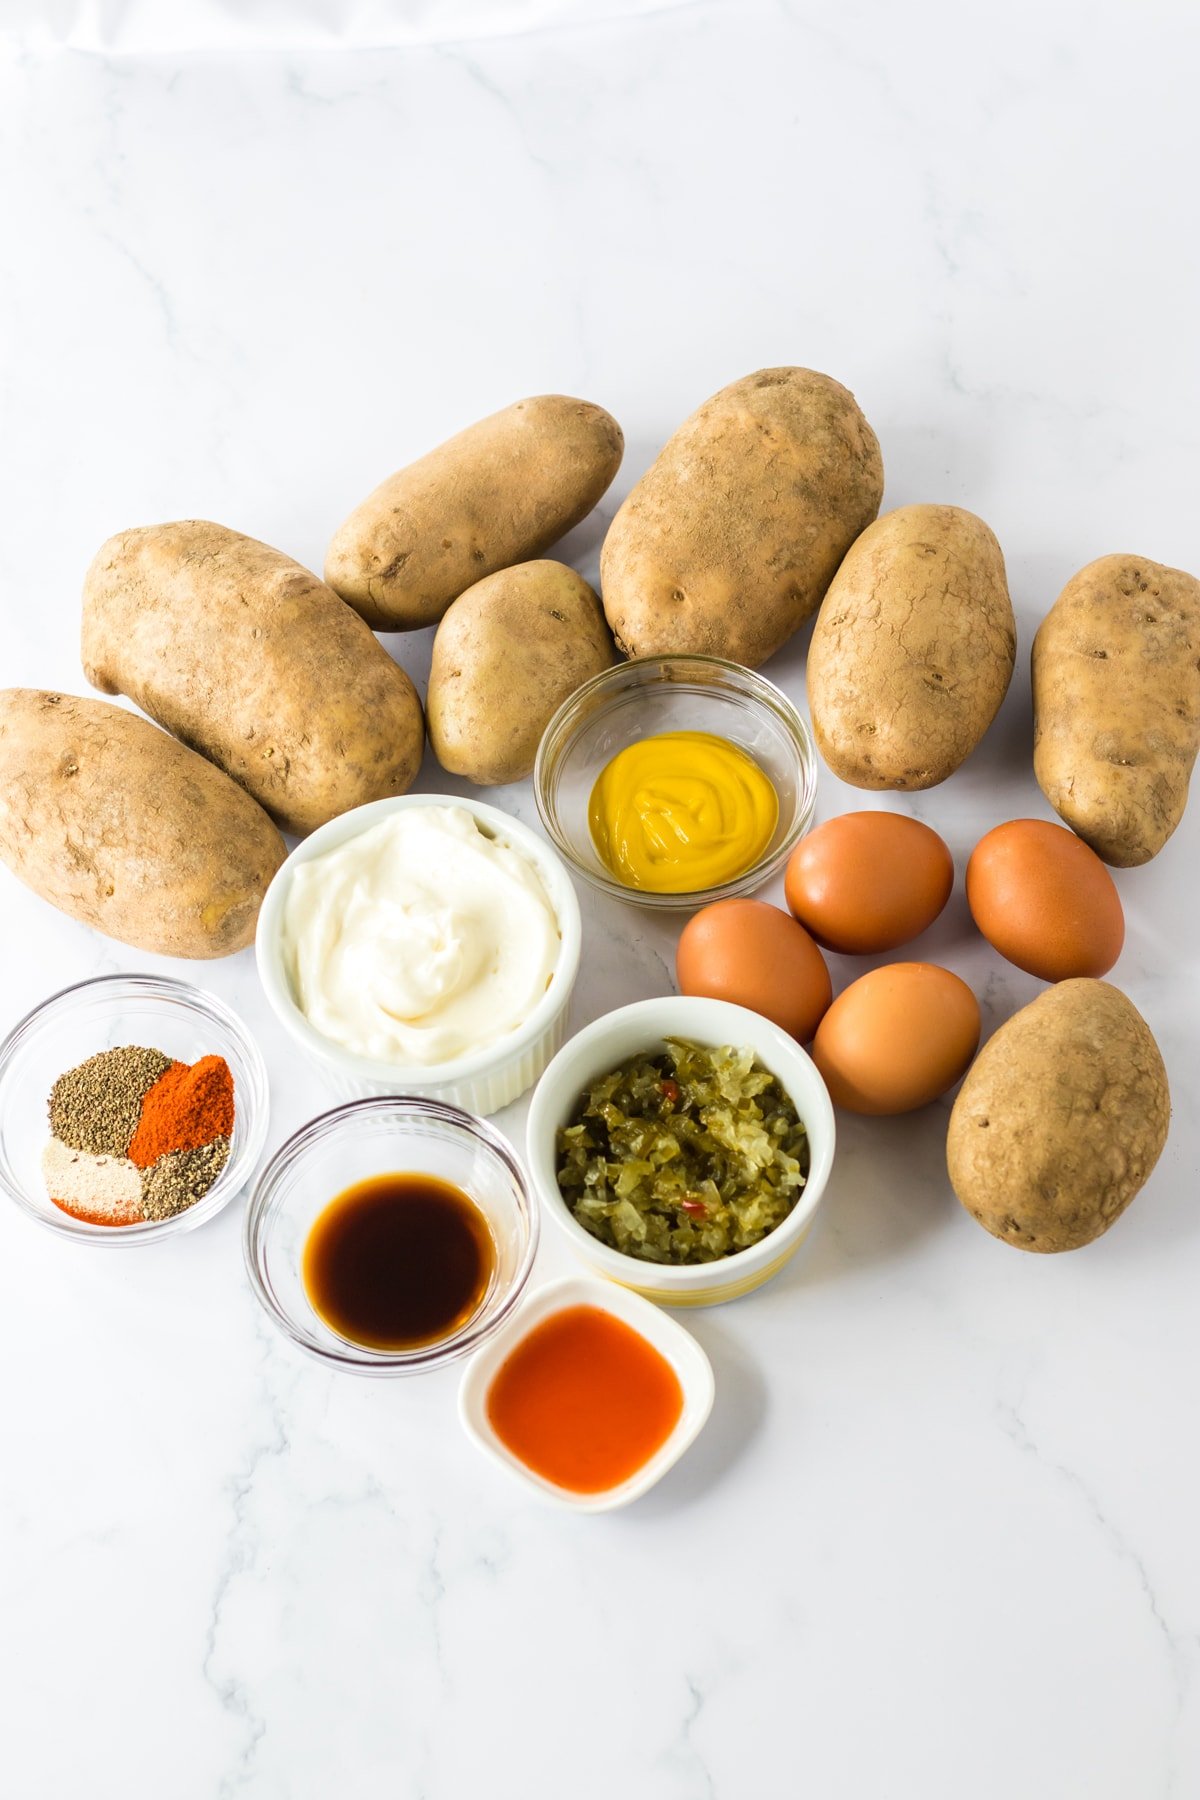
[
  {"left": 0, "top": 690, "right": 285, "bottom": 958},
  {"left": 427, "top": 560, "right": 615, "bottom": 786},
  {"left": 807, "top": 503, "right": 1015, "bottom": 789},
  {"left": 325, "top": 396, "right": 624, "bottom": 630},
  {"left": 1033, "top": 554, "right": 1200, "bottom": 865},
  {"left": 599, "top": 367, "right": 883, "bottom": 669},
  {"left": 947, "top": 979, "right": 1170, "bottom": 1253},
  {"left": 82, "top": 521, "right": 424, "bottom": 836}
]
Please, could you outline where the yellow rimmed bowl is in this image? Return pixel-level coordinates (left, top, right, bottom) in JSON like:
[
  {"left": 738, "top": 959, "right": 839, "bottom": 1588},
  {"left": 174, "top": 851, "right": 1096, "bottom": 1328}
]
[
  {"left": 525, "top": 995, "right": 835, "bottom": 1307},
  {"left": 533, "top": 654, "right": 818, "bottom": 909}
]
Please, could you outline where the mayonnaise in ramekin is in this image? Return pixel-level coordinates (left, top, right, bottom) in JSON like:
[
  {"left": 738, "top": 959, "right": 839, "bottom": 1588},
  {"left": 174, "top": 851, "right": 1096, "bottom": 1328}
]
[{"left": 281, "top": 805, "right": 561, "bottom": 1066}]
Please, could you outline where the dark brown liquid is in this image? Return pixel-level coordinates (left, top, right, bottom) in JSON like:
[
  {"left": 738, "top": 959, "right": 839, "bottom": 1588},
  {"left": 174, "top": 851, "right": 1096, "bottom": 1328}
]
[{"left": 302, "top": 1172, "right": 496, "bottom": 1352}]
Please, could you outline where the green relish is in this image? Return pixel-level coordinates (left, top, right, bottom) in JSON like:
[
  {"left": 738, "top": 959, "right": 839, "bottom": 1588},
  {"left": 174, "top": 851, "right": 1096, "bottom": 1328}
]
[{"left": 555, "top": 1038, "right": 808, "bottom": 1265}]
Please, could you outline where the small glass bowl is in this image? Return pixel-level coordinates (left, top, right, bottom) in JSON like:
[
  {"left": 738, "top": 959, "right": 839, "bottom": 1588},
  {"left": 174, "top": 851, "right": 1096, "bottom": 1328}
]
[
  {"left": 0, "top": 974, "right": 269, "bottom": 1247},
  {"left": 534, "top": 654, "right": 818, "bottom": 908},
  {"left": 243, "top": 1096, "right": 539, "bottom": 1376}
]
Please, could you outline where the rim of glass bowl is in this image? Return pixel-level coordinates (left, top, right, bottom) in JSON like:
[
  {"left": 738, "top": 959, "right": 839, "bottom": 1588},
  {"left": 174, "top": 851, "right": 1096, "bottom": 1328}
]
[
  {"left": 533, "top": 653, "right": 818, "bottom": 909},
  {"left": 0, "top": 972, "right": 270, "bottom": 1246},
  {"left": 243, "top": 1095, "right": 541, "bottom": 1374}
]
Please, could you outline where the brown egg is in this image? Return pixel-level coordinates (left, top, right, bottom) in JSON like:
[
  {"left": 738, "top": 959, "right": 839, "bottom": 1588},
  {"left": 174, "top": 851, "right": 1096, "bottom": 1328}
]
[
  {"left": 966, "top": 819, "right": 1124, "bottom": 981},
  {"left": 676, "top": 898, "right": 833, "bottom": 1042},
  {"left": 785, "top": 811, "right": 954, "bottom": 953},
  {"left": 812, "top": 962, "right": 980, "bottom": 1114}
]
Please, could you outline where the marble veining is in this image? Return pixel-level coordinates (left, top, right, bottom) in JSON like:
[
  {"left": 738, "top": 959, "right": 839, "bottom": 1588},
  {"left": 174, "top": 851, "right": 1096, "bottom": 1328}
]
[{"left": 1, "top": 3, "right": 1199, "bottom": 1796}]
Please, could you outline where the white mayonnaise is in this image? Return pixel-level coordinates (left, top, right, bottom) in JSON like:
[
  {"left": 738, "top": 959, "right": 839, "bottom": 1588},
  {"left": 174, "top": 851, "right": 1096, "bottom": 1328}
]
[{"left": 282, "top": 806, "right": 561, "bottom": 1065}]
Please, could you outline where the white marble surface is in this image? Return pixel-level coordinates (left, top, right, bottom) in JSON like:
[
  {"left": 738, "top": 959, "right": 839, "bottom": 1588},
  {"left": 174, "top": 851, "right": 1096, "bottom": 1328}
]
[{"left": 2, "top": 4, "right": 1199, "bottom": 1795}]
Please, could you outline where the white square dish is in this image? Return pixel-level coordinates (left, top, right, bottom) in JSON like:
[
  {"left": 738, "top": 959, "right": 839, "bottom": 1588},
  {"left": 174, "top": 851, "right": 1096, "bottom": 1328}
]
[{"left": 458, "top": 1274, "right": 715, "bottom": 1512}]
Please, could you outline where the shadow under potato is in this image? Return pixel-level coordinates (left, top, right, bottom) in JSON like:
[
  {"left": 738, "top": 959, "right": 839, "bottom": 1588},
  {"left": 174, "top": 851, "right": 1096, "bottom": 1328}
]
[{"left": 552, "top": 504, "right": 619, "bottom": 594}]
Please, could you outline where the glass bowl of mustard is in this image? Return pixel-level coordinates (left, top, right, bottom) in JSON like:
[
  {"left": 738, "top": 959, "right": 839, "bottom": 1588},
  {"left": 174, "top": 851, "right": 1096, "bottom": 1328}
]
[{"left": 534, "top": 655, "right": 818, "bottom": 908}]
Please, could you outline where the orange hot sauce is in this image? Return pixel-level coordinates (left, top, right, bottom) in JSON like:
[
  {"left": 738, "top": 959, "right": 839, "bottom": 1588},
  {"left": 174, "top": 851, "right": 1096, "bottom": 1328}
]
[{"left": 486, "top": 1304, "right": 684, "bottom": 1494}]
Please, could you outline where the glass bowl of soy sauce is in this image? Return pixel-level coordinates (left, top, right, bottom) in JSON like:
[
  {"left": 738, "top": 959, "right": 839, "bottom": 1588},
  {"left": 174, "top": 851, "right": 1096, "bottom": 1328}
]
[{"left": 244, "top": 1096, "right": 538, "bottom": 1374}]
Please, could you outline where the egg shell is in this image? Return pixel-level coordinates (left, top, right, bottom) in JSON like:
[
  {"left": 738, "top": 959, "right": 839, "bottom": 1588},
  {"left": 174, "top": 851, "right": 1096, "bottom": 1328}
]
[
  {"left": 675, "top": 898, "right": 832, "bottom": 1043},
  {"left": 812, "top": 961, "right": 981, "bottom": 1115},
  {"left": 966, "top": 819, "right": 1125, "bottom": 982},
  {"left": 784, "top": 811, "right": 954, "bottom": 953}
]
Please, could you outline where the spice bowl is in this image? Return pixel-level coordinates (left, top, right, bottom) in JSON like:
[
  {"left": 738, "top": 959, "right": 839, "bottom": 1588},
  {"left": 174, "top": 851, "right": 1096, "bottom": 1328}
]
[
  {"left": 526, "top": 995, "right": 836, "bottom": 1307},
  {"left": 533, "top": 654, "right": 818, "bottom": 908},
  {"left": 458, "top": 1274, "right": 715, "bottom": 1512},
  {"left": 244, "top": 1096, "right": 539, "bottom": 1375},
  {"left": 0, "top": 973, "right": 269, "bottom": 1246}
]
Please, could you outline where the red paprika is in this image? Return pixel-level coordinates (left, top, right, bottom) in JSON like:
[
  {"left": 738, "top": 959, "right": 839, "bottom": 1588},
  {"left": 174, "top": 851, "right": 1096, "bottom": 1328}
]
[{"left": 127, "top": 1055, "right": 235, "bottom": 1168}]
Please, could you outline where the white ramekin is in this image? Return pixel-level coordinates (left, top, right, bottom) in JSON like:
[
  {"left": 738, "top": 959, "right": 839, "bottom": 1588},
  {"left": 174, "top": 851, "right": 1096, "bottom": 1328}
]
[
  {"left": 255, "top": 795, "right": 582, "bottom": 1116},
  {"left": 458, "top": 1274, "right": 714, "bottom": 1511},
  {"left": 526, "top": 995, "right": 836, "bottom": 1306}
]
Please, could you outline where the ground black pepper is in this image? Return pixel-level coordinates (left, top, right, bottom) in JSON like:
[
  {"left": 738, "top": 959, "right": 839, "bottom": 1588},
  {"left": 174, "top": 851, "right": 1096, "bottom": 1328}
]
[
  {"left": 48, "top": 1045, "right": 173, "bottom": 1158},
  {"left": 138, "top": 1135, "right": 231, "bottom": 1221}
]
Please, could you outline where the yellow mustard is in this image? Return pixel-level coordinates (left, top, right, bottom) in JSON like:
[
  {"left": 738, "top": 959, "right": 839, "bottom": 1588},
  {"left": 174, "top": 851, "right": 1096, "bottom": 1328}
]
[{"left": 588, "top": 731, "right": 779, "bottom": 893}]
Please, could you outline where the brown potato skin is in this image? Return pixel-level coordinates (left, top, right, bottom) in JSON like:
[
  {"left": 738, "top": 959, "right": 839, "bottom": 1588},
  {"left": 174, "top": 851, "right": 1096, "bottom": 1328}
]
[
  {"left": 1032, "top": 554, "right": 1200, "bottom": 866},
  {"left": 947, "top": 979, "right": 1170, "bottom": 1253},
  {"left": 427, "top": 560, "right": 616, "bottom": 786},
  {"left": 82, "top": 521, "right": 424, "bottom": 836},
  {"left": 599, "top": 367, "right": 883, "bottom": 669},
  {"left": 807, "top": 504, "right": 1015, "bottom": 789},
  {"left": 0, "top": 690, "right": 285, "bottom": 958},
  {"left": 325, "top": 397, "right": 624, "bottom": 630}
]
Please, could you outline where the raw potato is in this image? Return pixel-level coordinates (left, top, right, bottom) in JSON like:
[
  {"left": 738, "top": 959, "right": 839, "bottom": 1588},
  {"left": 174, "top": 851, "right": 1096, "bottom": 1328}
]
[
  {"left": 1032, "top": 554, "right": 1200, "bottom": 866},
  {"left": 0, "top": 690, "right": 285, "bottom": 958},
  {"left": 947, "top": 979, "right": 1170, "bottom": 1253},
  {"left": 325, "top": 396, "right": 624, "bottom": 629},
  {"left": 82, "top": 521, "right": 424, "bottom": 836},
  {"left": 427, "top": 560, "right": 616, "bottom": 786},
  {"left": 807, "top": 504, "right": 1015, "bottom": 789},
  {"left": 599, "top": 367, "right": 883, "bottom": 668}
]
